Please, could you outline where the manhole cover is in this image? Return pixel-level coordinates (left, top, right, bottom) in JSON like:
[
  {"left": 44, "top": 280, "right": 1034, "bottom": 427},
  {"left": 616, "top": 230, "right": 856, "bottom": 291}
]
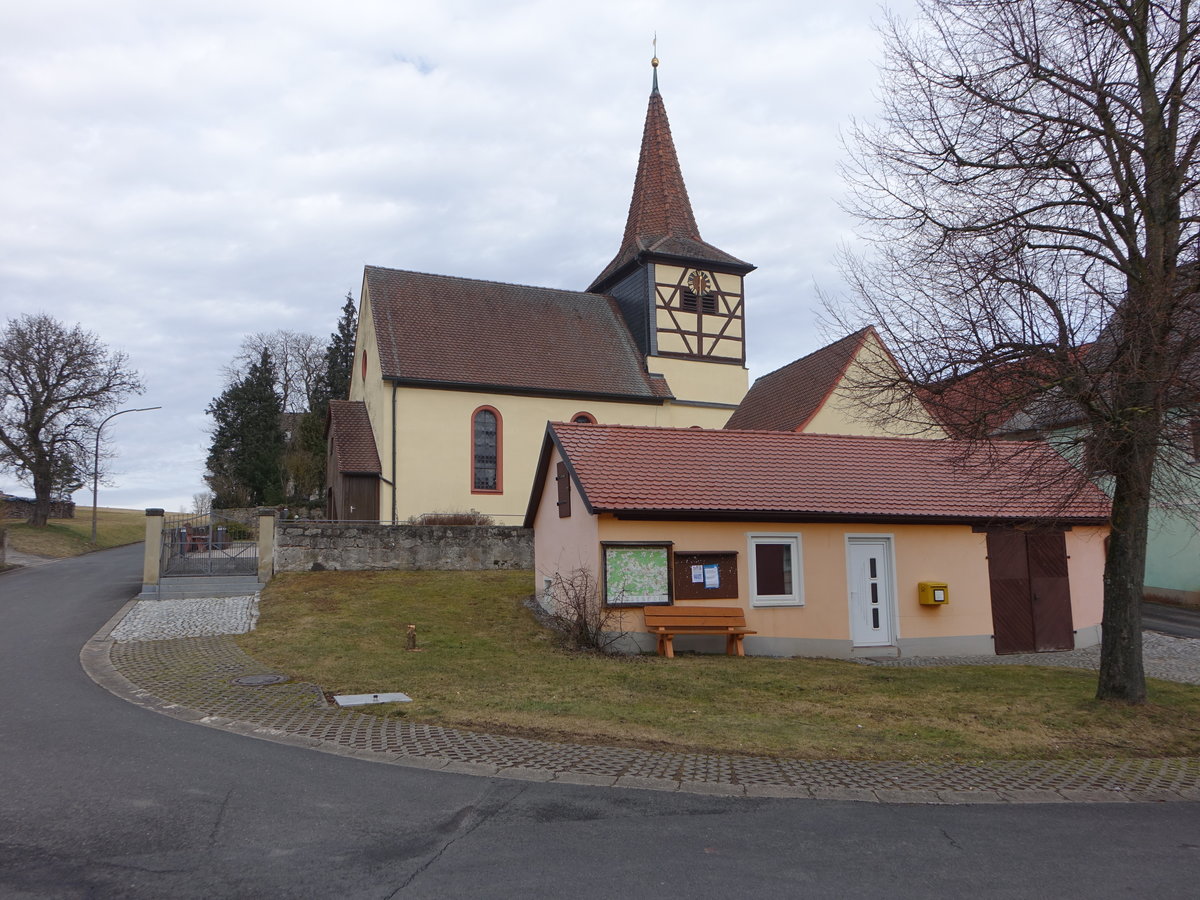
[{"left": 232, "top": 674, "right": 287, "bottom": 686}]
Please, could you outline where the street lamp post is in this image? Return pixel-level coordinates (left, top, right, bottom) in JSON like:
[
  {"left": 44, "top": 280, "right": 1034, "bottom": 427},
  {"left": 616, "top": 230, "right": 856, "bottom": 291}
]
[{"left": 92, "top": 406, "right": 161, "bottom": 544}]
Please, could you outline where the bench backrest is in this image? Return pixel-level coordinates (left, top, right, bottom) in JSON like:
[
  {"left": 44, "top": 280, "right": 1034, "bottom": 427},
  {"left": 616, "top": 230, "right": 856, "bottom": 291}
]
[{"left": 643, "top": 605, "right": 747, "bottom": 628}]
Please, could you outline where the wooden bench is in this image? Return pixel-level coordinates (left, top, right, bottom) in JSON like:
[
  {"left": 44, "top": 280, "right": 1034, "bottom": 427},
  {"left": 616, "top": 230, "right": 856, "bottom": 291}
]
[{"left": 642, "top": 606, "right": 757, "bottom": 659}]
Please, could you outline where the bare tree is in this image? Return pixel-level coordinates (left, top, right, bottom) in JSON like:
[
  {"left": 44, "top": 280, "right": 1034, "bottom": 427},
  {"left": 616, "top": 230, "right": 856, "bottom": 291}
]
[
  {"left": 539, "top": 568, "right": 628, "bottom": 653},
  {"left": 0, "top": 314, "right": 144, "bottom": 526},
  {"left": 225, "top": 330, "right": 323, "bottom": 413},
  {"left": 832, "top": 0, "right": 1200, "bottom": 702}
]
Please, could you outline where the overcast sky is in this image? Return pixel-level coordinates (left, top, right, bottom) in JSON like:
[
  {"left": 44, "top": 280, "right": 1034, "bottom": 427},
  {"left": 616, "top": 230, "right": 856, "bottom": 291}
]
[{"left": 0, "top": 0, "right": 913, "bottom": 513}]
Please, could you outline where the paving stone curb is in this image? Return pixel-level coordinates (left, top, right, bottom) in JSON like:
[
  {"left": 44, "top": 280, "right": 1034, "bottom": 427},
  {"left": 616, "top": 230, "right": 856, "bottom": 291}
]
[{"left": 81, "top": 598, "right": 1200, "bottom": 805}]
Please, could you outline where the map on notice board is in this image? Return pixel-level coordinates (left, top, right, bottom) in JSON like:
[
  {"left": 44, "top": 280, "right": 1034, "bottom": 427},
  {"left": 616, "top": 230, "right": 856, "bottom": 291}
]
[{"left": 605, "top": 546, "right": 670, "bottom": 606}]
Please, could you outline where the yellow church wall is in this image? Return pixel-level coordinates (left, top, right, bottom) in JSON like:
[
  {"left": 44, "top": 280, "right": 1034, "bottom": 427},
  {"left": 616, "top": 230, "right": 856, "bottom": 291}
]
[
  {"left": 387, "top": 387, "right": 730, "bottom": 525},
  {"left": 802, "top": 334, "right": 949, "bottom": 438},
  {"left": 646, "top": 356, "right": 748, "bottom": 407},
  {"left": 348, "top": 286, "right": 397, "bottom": 520}
]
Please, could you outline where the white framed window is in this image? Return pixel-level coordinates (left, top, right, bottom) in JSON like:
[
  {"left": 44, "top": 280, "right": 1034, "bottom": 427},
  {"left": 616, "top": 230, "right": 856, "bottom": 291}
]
[{"left": 747, "top": 534, "right": 803, "bottom": 607}]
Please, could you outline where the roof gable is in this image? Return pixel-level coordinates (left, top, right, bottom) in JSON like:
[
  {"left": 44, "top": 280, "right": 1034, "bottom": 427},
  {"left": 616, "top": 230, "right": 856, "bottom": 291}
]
[
  {"left": 363, "top": 266, "right": 669, "bottom": 401},
  {"left": 541, "top": 422, "right": 1110, "bottom": 524},
  {"left": 726, "top": 328, "right": 872, "bottom": 431}
]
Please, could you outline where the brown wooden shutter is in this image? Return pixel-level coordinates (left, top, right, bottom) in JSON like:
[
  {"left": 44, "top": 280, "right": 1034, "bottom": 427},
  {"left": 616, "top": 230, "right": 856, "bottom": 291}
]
[{"left": 556, "top": 461, "right": 570, "bottom": 517}]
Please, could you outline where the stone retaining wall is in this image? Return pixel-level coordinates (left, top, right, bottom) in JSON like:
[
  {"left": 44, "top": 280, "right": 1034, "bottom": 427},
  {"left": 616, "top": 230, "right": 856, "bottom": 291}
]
[{"left": 274, "top": 521, "right": 532, "bottom": 572}]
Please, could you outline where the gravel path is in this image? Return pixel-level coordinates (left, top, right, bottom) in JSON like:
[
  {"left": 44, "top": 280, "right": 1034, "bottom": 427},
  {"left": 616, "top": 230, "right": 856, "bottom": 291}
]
[{"left": 859, "top": 630, "right": 1200, "bottom": 685}]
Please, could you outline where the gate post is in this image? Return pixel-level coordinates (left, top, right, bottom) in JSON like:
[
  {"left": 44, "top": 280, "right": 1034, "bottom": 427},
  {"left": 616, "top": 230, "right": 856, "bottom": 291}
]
[
  {"left": 142, "top": 509, "right": 164, "bottom": 596},
  {"left": 257, "top": 508, "right": 276, "bottom": 584}
]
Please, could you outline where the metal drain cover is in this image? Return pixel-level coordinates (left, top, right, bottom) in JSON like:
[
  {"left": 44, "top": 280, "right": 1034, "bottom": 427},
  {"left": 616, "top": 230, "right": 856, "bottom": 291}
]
[{"left": 233, "top": 674, "right": 287, "bottom": 686}]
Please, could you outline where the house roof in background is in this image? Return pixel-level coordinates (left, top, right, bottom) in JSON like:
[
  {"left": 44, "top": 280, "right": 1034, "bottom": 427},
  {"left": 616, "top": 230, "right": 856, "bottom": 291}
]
[
  {"left": 326, "top": 400, "right": 381, "bottom": 474},
  {"left": 363, "top": 266, "right": 670, "bottom": 402},
  {"left": 725, "top": 328, "right": 872, "bottom": 431},
  {"left": 533, "top": 422, "right": 1110, "bottom": 524},
  {"left": 588, "top": 80, "right": 750, "bottom": 292}
]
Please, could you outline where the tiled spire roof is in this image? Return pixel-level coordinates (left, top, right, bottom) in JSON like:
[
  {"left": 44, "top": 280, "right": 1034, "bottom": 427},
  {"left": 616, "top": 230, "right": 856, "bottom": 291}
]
[{"left": 589, "top": 70, "right": 751, "bottom": 292}]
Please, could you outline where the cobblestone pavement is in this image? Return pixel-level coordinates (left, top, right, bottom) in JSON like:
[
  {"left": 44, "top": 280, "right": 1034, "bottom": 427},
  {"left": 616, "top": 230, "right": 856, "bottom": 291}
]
[
  {"left": 110, "top": 595, "right": 259, "bottom": 641},
  {"left": 92, "top": 598, "right": 1200, "bottom": 804}
]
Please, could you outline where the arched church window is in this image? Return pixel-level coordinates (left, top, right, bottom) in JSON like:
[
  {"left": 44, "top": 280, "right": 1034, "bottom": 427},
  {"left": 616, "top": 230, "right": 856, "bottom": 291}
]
[
  {"left": 571, "top": 412, "right": 596, "bottom": 424},
  {"left": 471, "top": 406, "right": 501, "bottom": 492}
]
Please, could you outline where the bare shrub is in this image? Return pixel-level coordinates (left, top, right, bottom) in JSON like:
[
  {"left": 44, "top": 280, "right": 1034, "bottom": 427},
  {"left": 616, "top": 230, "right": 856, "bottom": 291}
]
[
  {"left": 539, "top": 568, "right": 627, "bottom": 653},
  {"left": 405, "top": 509, "right": 495, "bottom": 526}
]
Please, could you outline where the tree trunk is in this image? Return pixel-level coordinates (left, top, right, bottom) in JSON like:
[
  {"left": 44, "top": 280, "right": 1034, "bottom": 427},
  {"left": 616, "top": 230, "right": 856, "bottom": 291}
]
[
  {"left": 1096, "top": 423, "right": 1155, "bottom": 703},
  {"left": 29, "top": 474, "right": 52, "bottom": 528}
]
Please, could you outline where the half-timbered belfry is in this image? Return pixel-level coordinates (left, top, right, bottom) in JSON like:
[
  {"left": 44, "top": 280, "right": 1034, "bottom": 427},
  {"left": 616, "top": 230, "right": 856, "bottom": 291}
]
[
  {"left": 590, "top": 55, "right": 755, "bottom": 411},
  {"left": 328, "top": 59, "right": 754, "bottom": 525}
]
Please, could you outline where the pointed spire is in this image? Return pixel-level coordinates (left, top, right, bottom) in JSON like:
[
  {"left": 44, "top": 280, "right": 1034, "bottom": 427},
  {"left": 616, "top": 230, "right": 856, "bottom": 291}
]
[
  {"left": 589, "top": 56, "right": 751, "bottom": 293},
  {"left": 651, "top": 35, "right": 659, "bottom": 95}
]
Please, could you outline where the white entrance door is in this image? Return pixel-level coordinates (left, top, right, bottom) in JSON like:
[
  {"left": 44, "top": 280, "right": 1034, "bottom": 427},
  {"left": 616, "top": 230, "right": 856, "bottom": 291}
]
[{"left": 847, "top": 538, "right": 895, "bottom": 647}]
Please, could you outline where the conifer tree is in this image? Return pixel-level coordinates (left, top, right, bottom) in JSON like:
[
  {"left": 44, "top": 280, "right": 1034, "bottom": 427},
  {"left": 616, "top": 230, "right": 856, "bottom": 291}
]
[{"left": 205, "top": 349, "right": 284, "bottom": 507}]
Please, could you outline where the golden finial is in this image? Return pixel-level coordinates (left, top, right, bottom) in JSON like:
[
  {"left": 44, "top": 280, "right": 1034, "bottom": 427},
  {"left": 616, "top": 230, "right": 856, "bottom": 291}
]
[{"left": 652, "top": 33, "right": 659, "bottom": 68}]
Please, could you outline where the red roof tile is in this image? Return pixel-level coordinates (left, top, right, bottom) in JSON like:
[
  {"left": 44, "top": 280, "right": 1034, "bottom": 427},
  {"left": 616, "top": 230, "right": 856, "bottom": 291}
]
[
  {"left": 725, "top": 328, "right": 872, "bottom": 431},
  {"left": 589, "top": 85, "right": 750, "bottom": 292},
  {"left": 327, "top": 400, "right": 381, "bottom": 474},
  {"left": 544, "top": 422, "right": 1110, "bottom": 523},
  {"left": 364, "top": 266, "right": 670, "bottom": 401}
]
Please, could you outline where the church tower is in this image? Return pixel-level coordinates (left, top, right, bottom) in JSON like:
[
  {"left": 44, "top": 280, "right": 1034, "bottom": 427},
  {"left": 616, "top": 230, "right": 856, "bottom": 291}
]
[{"left": 590, "top": 56, "right": 754, "bottom": 413}]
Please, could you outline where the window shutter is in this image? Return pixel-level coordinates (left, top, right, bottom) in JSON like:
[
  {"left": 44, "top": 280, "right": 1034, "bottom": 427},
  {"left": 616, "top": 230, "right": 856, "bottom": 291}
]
[{"left": 556, "top": 462, "right": 571, "bottom": 517}]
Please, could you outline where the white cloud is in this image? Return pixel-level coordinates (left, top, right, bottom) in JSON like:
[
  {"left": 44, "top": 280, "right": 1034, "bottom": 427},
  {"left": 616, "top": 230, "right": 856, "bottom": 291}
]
[{"left": 0, "top": 0, "right": 908, "bottom": 508}]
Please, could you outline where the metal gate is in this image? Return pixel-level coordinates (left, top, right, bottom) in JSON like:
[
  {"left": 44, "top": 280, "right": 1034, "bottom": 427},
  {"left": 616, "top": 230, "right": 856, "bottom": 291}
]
[{"left": 161, "top": 513, "right": 259, "bottom": 576}]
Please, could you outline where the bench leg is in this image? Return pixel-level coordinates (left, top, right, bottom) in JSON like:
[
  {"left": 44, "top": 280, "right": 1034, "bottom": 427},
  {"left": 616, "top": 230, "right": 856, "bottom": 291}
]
[
  {"left": 726, "top": 634, "right": 745, "bottom": 657},
  {"left": 661, "top": 635, "right": 675, "bottom": 659}
]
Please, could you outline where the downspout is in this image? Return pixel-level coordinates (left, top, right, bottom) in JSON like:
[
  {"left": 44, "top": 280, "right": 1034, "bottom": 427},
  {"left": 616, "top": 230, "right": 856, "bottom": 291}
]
[{"left": 391, "top": 381, "right": 398, "bottom": 524}]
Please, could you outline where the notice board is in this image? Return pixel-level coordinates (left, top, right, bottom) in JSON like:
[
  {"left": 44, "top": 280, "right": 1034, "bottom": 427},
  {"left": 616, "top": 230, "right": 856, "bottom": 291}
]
[{"left": 672, "top": 551, "right": 739, "bottom": 601}]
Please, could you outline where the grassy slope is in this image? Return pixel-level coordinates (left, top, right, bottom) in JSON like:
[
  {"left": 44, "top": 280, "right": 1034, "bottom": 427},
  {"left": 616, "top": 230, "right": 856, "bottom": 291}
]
[
  {"left": 238, "top": 570, "right": 1200, "bottom": 761},
  {"left": 3, "top": 507, "right": 145, "bottom": 557}
]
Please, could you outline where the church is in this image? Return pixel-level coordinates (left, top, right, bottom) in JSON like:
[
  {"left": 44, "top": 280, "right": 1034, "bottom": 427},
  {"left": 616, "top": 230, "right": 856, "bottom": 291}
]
[{"left": 327, "top": 59, "right": 756, "bottom": 525}]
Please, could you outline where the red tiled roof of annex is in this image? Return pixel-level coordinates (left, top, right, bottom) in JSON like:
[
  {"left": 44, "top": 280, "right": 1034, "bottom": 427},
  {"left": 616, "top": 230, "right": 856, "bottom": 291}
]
[
  {"left": 327, "top": 400, "right": 381, "bottom": 474},
  {"left": 548, "top": 422, "right": 1110, "bottom": 523},
  {"left": 365, "top": 266, "right": 668, "bottom": 401},
  {"left": 725, "top": 328, "right": 872, "bottom": 431}
]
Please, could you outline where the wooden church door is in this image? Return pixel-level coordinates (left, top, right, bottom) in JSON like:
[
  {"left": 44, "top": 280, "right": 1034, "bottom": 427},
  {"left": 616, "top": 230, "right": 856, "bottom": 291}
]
[{"left": 985, "top": 530, "right": 1075, "bottom": 654}]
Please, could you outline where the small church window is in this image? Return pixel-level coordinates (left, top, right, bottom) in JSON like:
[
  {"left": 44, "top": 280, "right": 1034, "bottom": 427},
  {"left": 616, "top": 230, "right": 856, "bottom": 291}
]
[
  {"left": 572, "top": 412, "right": 596, "bottom": 424},
  {"left": 472, "top": 407, "right": 501, "bottom": 492}
]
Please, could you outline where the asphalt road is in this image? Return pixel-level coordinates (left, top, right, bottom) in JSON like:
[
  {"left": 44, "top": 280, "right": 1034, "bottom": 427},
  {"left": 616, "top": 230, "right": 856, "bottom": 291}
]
[
  {"left": 1143, "top": 601, "right": 1200, "bottom": 639},
  {"left": 2, "top": 546, "right": 1198, "bottom": 899}
]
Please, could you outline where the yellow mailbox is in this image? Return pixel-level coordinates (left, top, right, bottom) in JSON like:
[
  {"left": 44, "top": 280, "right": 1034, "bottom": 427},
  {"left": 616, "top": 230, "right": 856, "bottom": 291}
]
[{"left": 918, "top": 582, "right": 950, "bottom": 606}]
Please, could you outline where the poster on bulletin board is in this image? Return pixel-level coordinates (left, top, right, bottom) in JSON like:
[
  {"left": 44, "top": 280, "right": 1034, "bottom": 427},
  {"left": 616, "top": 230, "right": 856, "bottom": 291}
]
[{"left": 672, "top": 551, "right": 739, "bottom": 600}]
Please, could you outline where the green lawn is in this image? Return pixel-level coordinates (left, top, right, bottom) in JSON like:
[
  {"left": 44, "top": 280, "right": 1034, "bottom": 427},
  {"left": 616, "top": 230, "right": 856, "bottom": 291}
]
[
  {"left": 237, "top": 569, "right": 1200, "bottom": 761},
  {"left": 3, "top": 506, "right": 145, "bottom": 557}
]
